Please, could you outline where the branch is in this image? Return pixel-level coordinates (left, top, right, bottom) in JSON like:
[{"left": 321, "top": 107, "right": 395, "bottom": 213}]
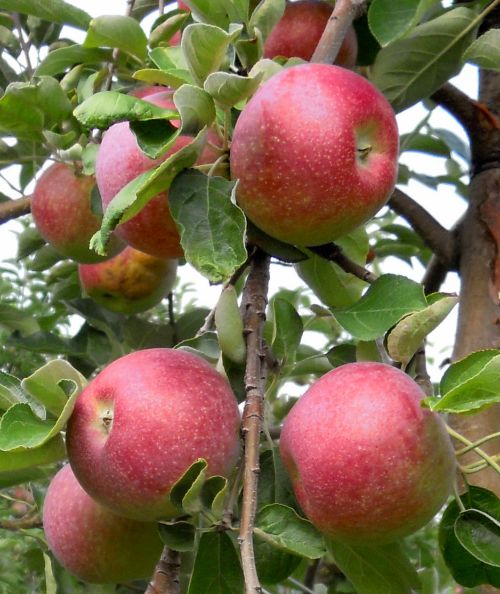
[
  {"left": 0, "top": 197, "right": 31, "bottom": 225},
  {"left": 145, "top": 546, "right": 181, "bottom": 594},
  {"left": 104, "top": 0, "right": 137, "bottom": 91},
  {"left": 389, "top": 188, "right": 457, "bottom": 267},
  {"left": 430, "top": 82, "right": 477, "bottom": 138},
  {"left": 239, "top": 248, "right": 270, "bottom": 594},
  {"left": 309, "top": 243, "right": 377, "bottom": 284},
  {"left": 311, "top": 0, "right": 367, "bottom": 64},
  {"left": 0, "top": 514, "right": 42, "bottom": 531}
]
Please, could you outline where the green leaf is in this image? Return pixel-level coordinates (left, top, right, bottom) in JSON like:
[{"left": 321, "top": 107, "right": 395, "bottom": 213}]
[
  {"left": 463, "top": 29, "right": 500, "bottom": 71},
  {"left": 182, "top": 23, "right": 243, "bottom": 85},
  {"left": 174, "top": 84, "right": 216, "bottom": 135},
  {"left": 333, "top": 274, "right": 427, "bottom": 341},
  {"left": 44, "top": 552, "right": 57, "bottom": 594},
  {"left": 371, "top": 7, "right": 479, "bottom": 112},
  {"left": 455, "top": 509, "right": 500, "bottom": 567},
  {"left": 0, "top": 371, "right": 25, "bottom": 411},
  {"left": 433, "top": 351, "right": 500, "bottom": 413},
  {"left": 35, "top": 45, "right": 112, "bottom": 77},
  {"left": 249, "top": 0, "right": 286, "bottom": 40},
  {"left": 182, "top": 0, "right": 231, "bottom": 29},
  {"left": 246, "top": 221, "right": 307, "bottom": 263},
  {"left": 149, "top": 11, "right": 190, "bottom": 48},
  {"left": 158, "top": 521, "right": 196, "bottom": 552},
  {"left": 21, "top": 359, "right": 86, "bottom": 418},
  {"left": 400, "top": 132, "right": 451, "bottom": 156},
  {"left": 255, "top": 503, "right": 326, "bottom": 559},
  {"left": 169, "top": 170, "right": 247, "bottom": 283},
  {"left": 169, "top": 458, "right": 207, "bottom": 510},
  {"left": 257, "top": 449, "right": 296, "bottom": 509},
  {"left": 387, "top": 294, "right": 458, "bottom": 368},
  {"left": 204, "top": 71, "right": 263, "bottom": 108},
  {"left": 187, "top": 531, "right": 244, "bottom": 594},
  {"left": 83, "top": 15, "right": 148, "bottom": 61},
  {"left": 215, "top": 286, "right": 246, "bottom": 364},
  {"left": 328, "top": 540, "right": 421, "bottom": 594},
  {"left": 439, "top": 486, "right": 500, "bottom": 588},
  {"left": 130, "top": 119, "right": 180, "bottom": 159},
  {"left": 133, "top": 67, "right": 193, "bottom": 89},
  {"left": 0, "top": 303, "right": 39, "bottom": 335},
  {"left": 0, "top": 0, "right": 91, "bottom": 30},
  {"left": 270, "top": 298, "right": 303, "bottom": 366}
]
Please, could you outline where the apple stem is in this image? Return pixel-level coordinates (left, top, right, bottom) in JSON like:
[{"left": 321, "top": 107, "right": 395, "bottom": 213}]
[
  {"left": 239, "top": 248, "right": 270, "bottom": 594},
  {"left": 145, "top": 546, "right": 181, "bottom": 594},
  {"left": 311, "top": 0, "right": 367, "bottom": 65}
]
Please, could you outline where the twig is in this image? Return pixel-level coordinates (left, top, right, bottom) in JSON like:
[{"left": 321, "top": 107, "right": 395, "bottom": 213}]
[
  {"left": 145, "top": 546, "right": 181, "bottom": 594},
  {"left": 311, "top": 0, "right": 367, "bottom": 64},
  {"left": 0, "top": 514, "right": 42, "bottom": 531},
  {"left": 167, "top": 292, "right": 178, "bottom": 345},
  {"left": 447, "top": 426, "right": 500, "bottom": 476},
  {"left": 422, "top": 254, "right": 449, "bottom": 295},
  {"left": 239, "top": 248, "right": 270, "bottom": 594},
  {"left": 13, "top": 13, "right": 33, "bottom": 79},
  {"left": 287, "top": 577, "right": 316, "bottom": 594},
  {"left": 412, "top": 345, "right": 433, "bottom": 396},
  {"left": 159, "top": 0, "right": 165, "bottom": 15},
  {"left": 430, "top": 83, "right": 476, "bottom": 138},
  {"left": 104, "top": 0, "right": 137, "bottom": 91},
  {"left": 309, "top": 243, "right": 377, "bottom": 284},
  {"left": 0, "top": 197, "right": 31, "bottom": 225},
  {"left": 456, "top": 432, "right": 500, "bottom": 456},
  {"left": 221, "top": 462, "right": 244, "bottom": 529}
]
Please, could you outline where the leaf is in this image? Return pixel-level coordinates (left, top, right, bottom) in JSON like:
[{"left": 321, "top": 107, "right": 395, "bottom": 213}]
[
  {"left": 181, "top": 0, "right": 231, "bottom": 29},
  {"left": 0, "top": 303, "right": 39, "bottom": 335},
  {"left": 387, "top": 294, "right": 458, "bottom": 368},
  {"left": 371, "top": 7, "right": 479, "bottom": 112},
  {"left": 158, "top": 521, "right": 196, "bottom": 552},
  {"left": 270, "top": 298, "right": 303, "bottom": 365},
  {"left": 400, "top": 132, "right": 451, "bottom": 156},
  {"left": 0, "top": 371, "right": 25, "bottom": 411},
  {"left": 169, "top": 170, "right": 247, "bottom": 283},
  {"left": 204, "top": 71, "right": 263, "bottom": 108},
  {"left": 0, "top": 0, "right": 90, "bottom": 30},
  {"left": 0, "top": 434, "right": 65, "bottom": 474},
  {"left": 215, "top": 286, "right": 246, "bottom": 364},
  {"left": 187, "top": 531, "right": 244, "bottom": 594},
  {"left": 83, "top": 15, "right": 148, "bottom": 61},
  {"left": 174, "top": 84, "right": 216, "bottom": 135},
  {"left": 35, "top": 45, "right": 112, "bottom": 77},
  {"left": 149, "top": 11, "right": 190, "bottom": 48},
  {"left": 169, "top": 458, "right": 207, "bottom": 511},
  {"left": 333, "top": 274, "right": 428, "bottom": 341},
  {"left": 257, "top": 449, "right": 296, "bottom": 509},
  {"left": 130, "top": 119, "right": 180, "bottom": 159},
  {"left": 249, "top": 0, "right": 286, "bottom": 40},
  {"left": 463, "top": 29, "right": 500, "bottom": 71},
  {"left": 328, "top": 540, "right": 421, "bottom": 594},
  {"left": 255, "top": 503, "right": 326, "bottom": 559},
  {"left": 44, "top": 552, "right": 58, "bottom": 594},
  {"left": 455, "top": 509, "right": 500, "bottom": 567},
  {"left": 133, "top": 67, "right": 193, "bottom": 89}
]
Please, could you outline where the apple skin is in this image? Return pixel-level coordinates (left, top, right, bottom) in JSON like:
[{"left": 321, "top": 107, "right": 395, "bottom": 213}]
[
  {"left": 280, "top": 362, "right": 456, "bottom": 544},
  {"left": 96, "top": 91, "right": 219, "bottom": 259},
  {"left": 78, "top": 246, "right": 177, "bottom": 314},
  {"left": 43, "top": 465, "right": 163, "bottom": 584},
  {"left": 31, "top": 163, "right": 123, "bottom": 263},
  {"left": 230, "top": 63, "right": 399, "bottom": 246},
  {"left": 66, "top": 348, "right": 241, "bottom": 521},
  {"left": 264, "top": 0, "right": 358, "bottom": 68},
  {"left": 129, "top": 85, "right": 166, "bottom": 99}
]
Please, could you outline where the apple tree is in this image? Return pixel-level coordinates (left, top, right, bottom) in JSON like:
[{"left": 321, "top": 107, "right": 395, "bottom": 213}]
[{"left": 0, "top": 1, "right": 499, "bottom": 593}]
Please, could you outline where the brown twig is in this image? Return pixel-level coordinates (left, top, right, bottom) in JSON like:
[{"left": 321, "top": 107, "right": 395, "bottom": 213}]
[
  {"left": 145, "top": 546, "right": 181, "bottom": 594},
  {"left": 422, "top": 254, "right": 450, "bottom": 295},
  {"left": 412, "top": 345, "right": 433, "bottom": 396},
  {"left": 239, "top": 248, "right": 270, "bottom": 594},
  {"left": 311, "top": 0, "right": 367, "bottom": 64},
  {"left": 431, "top": 83, "right": 477, "bottom": 138},
  {"left": 0, "top": 196, "right": 31, "bottom": 225},
  {"left": 309, "top": 243, "right": 377, "bottom": 284},
  {"left": 0, "top": 514, "right": 42, "bottom": 531}
]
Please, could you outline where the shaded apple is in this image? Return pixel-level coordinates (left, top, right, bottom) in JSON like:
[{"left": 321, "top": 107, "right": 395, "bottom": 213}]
[
  {"left": 31, "top": 162, "right": 123, "bottom": 263},
  {"left": 264, "top": 0, "right": 358, "bottom": 68},
  {"left": 96, "top": 91, "right": 220, "bottom": 259},
  {"left": 79, "top": 245, "right": 177, "bottom": 314},
  {"left": 43, "top": 465, "right": 163, "bottom": 584},
  {"left": 230, "top": 63, "right": 399, "bottom": 246},
  {"left": 280, "top": 362, "right": 456, "bottom": 544},
  {"left": 66, "top": 348, "right": 241, "bottom": 521},
  {"left": 129, "top": 85, "right": 166, "bottom": 99}
]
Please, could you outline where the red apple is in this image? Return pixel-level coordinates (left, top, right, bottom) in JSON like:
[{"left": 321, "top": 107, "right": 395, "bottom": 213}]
[
  {"left": 178, "top": 1, "right": 189, "bottom": 9},
  {"left": 79, "top": 245, "right": 177, "bottom": 314},
  {"left": 280, "top": 362, "right": 456, "bottom": 544},
  {"left": 129, "top": 85, "right": 166, "bottom": 99},
  {"left": 66, "top": 348, "right": 241, "bottom": 521},
  {"left": 43, "top": 465, "right": 163, "bottom": 583},
  {"left": 264, "top": 0, "right": 358, "bottom": 68},
  {"left": 31, "top": 163, "right": 123, "bottom": 263},
  {"left": 96, "top": 91, "right": 220, "bottom": 259},
  {"left": 230, "top": 63, "right": 399, "bottom": 246}
]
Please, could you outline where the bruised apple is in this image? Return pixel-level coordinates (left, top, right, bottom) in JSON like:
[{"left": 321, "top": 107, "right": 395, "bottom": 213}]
[
  {"left": 230, "top": 64, "right": 398, "bottom": 246},
  {"left": 280, "top": 362, "right": 456, "bottom": 544},
  {"left": 43, "top": 465, "right": 162, "bottom": 583},
  {"left": 66, "top": 348, "right": 241, "bottom": 521}
]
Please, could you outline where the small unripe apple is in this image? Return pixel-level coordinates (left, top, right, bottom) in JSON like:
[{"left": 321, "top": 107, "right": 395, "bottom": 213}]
[
  {"left": 230, "top": 64, "right": 399, "bottom": 246},
  {"left": 43, "top": 465, "right": 163, "bottom": 583},
  {"left": 280, "top": 362, "right": 456, "bottom": 544},
  {"left": 31, "top": 163, "right": 123, "bottom": 263},
  {"left": 264, "top": 0, "right": 358, "bottom": 68},
  {"left": 66, "top": 348, "right": 241, "bottom": 521},
  {"left": 79, "top": 245, "right": 177, "bottom": 314}
]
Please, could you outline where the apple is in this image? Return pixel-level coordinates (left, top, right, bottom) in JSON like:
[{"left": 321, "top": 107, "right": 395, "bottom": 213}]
[
  {"left": 264, "top": 0, "right": 358, "bottom": 68},
  {"left": 78, "top": 245, "right": 177, "bottom": 314},
  {"left": 31, "top": 162, "right": 123, "bottom": 263},
  {"left": 230, "top": 63, "right": 399, "bottom": 246},
  {"left": 96, "top": 91, "right": 220, "bottom": 259},
  {"left": 129, "top": 85, "right": 166, "bottom": 99},
  {"left": 66, "top": 348, "right": 241, "bottom": 521},
  {"left": 43, "top": 465, "right": 163, "bottom": 583},
  {"left": 280, "top": 362, "right": 456, "bottom": 544}
]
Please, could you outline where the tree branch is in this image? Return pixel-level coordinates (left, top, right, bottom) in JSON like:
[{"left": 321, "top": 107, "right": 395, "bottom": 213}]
[
  {"left": 0, "top": 197, "right": 31, "bottom": 225},
  {"left": 309, "top": 243, "right": 377, "bottom": 284},
  {"left": 239, "top": 248, "right": 270, "bottom": 594},
  {"left": 311, "top": 0, "right": 367, "bottom": 64},
  {"left": 145, "top": 546, "right": 181, "bottom": 594},
  {"left": 0, "top": 514, "right": 42, "bottom": 531},
  {"left": 430, "top": 82, "right": 477, "bottom": 138}
]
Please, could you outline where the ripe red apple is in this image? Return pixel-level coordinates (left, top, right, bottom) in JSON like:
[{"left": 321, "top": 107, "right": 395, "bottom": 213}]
[
  {"left": 264, "top": 0, "right": 358, "bottom": 68},
  {"left": 79, "top": 245, "right": 177, "bottom": 314},
  {"left": 31, "top": 162, "right": 123, "bottom": 263},
  {"left": 130, "top": 85, "right": 166, "bottom": 98},
  {"left": 43, "top": 465, "right": 163, "bottom": 583},
  {"left": 96, "top": 91, "right": 220, "bottom": 259},
  {"left": 230, "top": 63, "right": 399, "bottom": 246},
  {"left": 280, "top": 362, "right": 456, "bottom": 544},
  {"left": 66, "top": 348, "right": 241, "bottom": 521}
]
